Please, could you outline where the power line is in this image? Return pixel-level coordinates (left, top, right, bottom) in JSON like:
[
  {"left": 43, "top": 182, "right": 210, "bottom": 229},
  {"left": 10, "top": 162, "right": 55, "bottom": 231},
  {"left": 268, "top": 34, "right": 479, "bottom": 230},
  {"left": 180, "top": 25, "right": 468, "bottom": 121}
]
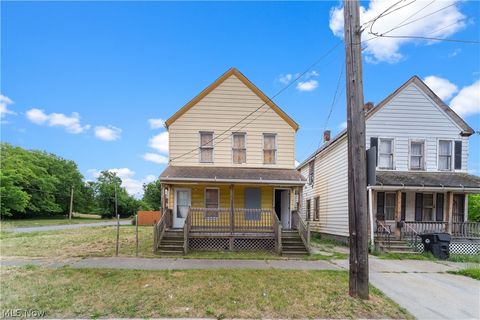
[
  {"left": 371, "top": 34, "right": 479, "bottom": 44},
  {"left": 360, "top": 0, "right": 415, "bottom": 31},
  {"left": 169, "top": 40, "right": 343, "bottom": 163},
  {"left": 323, "top": 66, "right": 344, "bottom": 133}
]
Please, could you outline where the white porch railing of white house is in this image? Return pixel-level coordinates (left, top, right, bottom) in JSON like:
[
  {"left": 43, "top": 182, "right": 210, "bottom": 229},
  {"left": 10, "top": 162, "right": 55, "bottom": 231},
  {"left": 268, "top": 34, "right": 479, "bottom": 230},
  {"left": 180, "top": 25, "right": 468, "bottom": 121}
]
[
  {"left": 292, "top": 211, "right": 311, "bottom": 254},
  {"left": 402, "top": 221, "right": 448, "bottom": 236},
  {"left": 452, "top": 222, "right": 480, "bottom": 239}
]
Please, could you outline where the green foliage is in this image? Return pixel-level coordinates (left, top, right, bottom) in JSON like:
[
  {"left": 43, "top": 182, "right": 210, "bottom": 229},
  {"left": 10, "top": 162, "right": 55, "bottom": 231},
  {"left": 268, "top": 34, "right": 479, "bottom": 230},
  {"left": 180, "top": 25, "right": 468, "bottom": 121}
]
[
  {"left": 142, "top": 179, "right": 161, "bottom": 210},
  {"left": 448, "top": 267, "right": 480, "bottom": 280},
  {"left": 0, "top": 143, "right": 141, "bottom": 219},
  {"left": 468, "top": 194, "right": 480, "bottom": 222}
]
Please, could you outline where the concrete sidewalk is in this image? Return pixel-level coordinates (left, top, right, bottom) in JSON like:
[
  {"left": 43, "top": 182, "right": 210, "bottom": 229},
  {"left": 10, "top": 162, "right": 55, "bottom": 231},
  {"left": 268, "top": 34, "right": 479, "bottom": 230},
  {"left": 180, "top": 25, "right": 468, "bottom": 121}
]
[
  {"left": 10, "top": 220, "right": 131, "bottom": 233},
  {"left": 335, "top": 257, "right": 479, "bottom": 320}
]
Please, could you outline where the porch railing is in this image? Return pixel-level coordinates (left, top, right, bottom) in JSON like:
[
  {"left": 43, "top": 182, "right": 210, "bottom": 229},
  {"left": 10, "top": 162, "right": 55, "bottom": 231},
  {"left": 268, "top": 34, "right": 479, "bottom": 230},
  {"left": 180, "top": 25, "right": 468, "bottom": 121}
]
[
  {"left": 187, "top": 207, "right": 276, "bottom": 233},
  {"left": 273, "top": 212, "right": 282, "bottom": 254},
  {"left": 402, "top": 221, "right": 448, "bottom": 236},
  {"left": 153, "top": 209, "right": 167, "bottom": 253},
  {"left": 292, "top": 211, "right": 310, "bottom": 253},
  {"left": 452, "top": 222, "right": 480, "bottom": 239}
]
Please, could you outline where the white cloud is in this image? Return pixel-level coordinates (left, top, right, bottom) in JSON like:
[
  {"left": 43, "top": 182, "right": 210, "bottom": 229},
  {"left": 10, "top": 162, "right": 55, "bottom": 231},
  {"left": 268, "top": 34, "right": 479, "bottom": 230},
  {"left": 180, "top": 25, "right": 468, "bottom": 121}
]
[
  {"left": 329, "top": 0, "right": 467, "bottom": 63},
  {"left": 94, "top": 125, "right": 122, "bottom": 141},
  {"left": 0, "top": 94, "right": 16, "bottom": 119},
  {"left": 339, "top": 121, "right": 347, "bottom": 130},
  {"left": 148, "top": 131, "right": 169, "bottom": 153},
  {"left": 278, "top": 73, "right": 295, "bottom": 85},
  {"left": 148, "top": 118, "right": 165, "bottom": 129},
  {"left": 448, "top": 48, "right": 461, "bottom": 57},
  {"left": 26, "top": 108, "right": 90, "bottom": 133},
  {"left": 295, "top": 160, "right": 300, "bottom": 167},
  {"left": 450, "top": 80, "right": 480, "bottom": 118},
  {"left": 296, "top": 80, "right": 319, "bottom": 92},
  {"left": 143, "top": 152, "right": 169, "bottom": 164},
  {"left": 87, "top": 168, "right": 157, "bottom": 197},
  {"left": 423, "top": 76, "right": 459, "bottom": 101}
]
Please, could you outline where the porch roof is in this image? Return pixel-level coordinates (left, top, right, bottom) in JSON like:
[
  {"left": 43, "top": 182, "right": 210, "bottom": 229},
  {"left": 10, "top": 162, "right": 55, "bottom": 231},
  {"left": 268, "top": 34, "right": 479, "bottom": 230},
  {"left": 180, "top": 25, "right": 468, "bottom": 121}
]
[
  {"left": 375, "top": 171, "right": 480, "bottom": 190},
  {"left": 159, "top": 166, "right": 306, "bottom": 185}
]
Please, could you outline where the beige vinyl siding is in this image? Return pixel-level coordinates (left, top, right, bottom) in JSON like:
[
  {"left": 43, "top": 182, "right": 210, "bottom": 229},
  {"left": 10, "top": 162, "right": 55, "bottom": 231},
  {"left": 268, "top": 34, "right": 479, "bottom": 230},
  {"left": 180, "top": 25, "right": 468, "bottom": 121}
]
[
  {"left": 300, "top": 135, "right": 349, "bottom": 237},
  {"left": 169, "top": 75, "right": 296, "bottom": 168},
  {"left": 366, "top": 83, "right": 469, "bottom": 172}
]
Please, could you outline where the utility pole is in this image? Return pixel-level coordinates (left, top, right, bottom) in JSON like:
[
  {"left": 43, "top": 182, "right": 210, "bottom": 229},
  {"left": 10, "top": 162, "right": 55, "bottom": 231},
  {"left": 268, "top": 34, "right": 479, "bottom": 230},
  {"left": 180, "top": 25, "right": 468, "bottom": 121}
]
[
  {"left": 115, "top": 183, "right": 120, "bottom": 256},
  {"left": 69, "top": 186, "right": 74, "bottom": 220},
  {"left": 343, "top": 0, "right": 369, "bottom": 299}
]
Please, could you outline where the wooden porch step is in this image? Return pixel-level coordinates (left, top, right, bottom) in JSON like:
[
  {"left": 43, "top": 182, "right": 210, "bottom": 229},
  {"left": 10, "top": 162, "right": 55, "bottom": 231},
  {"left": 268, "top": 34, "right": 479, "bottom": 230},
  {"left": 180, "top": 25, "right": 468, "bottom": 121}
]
[
  {"left": 159, "top": 244, "right": 183, "bottom": 251},
  {"left": 158, "top": 249, "right": 184, "bottom": 256}
]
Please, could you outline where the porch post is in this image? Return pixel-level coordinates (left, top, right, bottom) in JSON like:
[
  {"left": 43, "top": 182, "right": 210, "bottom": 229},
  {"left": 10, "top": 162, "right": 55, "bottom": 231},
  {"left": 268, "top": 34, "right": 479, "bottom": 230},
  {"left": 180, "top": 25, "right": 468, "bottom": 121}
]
[
  {"left": 446, "top": 191, "right": 453, "bottom": 233},
  {"left": 229, "top": 184, "right": 234, "bottom": 250},
  {"left": 394, "top": 190, "right": 402, "bottom": 238},
  {"left": 160, "top": 183, "right": 166, "bottom": 225}
]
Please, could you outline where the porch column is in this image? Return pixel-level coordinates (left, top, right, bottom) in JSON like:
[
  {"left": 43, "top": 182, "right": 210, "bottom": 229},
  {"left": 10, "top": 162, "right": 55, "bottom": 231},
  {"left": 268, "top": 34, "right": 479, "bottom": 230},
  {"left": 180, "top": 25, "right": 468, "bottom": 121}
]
[
  {"left": 394, "top": 190, "right": 402, "bottom": 238},
  {"left": 160, "top": 183, "right": 166, "bottom": 225},
  {"left": 229, "top": 184, "right": 234, "bottom": 250},
  {"left": 446, "top": 191, "right": 453, "bottom": 233}
]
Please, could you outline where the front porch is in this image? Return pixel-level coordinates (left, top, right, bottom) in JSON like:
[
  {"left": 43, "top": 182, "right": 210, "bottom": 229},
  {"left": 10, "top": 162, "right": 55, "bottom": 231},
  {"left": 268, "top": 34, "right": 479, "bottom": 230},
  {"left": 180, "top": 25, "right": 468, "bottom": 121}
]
[{"left": 156, "top": 166, "right": 308, "bottom": 255}]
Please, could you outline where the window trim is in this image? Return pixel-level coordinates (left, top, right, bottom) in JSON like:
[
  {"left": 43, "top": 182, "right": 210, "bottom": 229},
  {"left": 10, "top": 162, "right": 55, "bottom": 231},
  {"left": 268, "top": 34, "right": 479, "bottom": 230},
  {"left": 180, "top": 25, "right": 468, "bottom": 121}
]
[
  {"left": 306, "top": 199, "right": 311, "bottom": 221},
  {"left": 199, "top": 131, "right": 214, "bottom": 163},
  {"left": 422, "top": 193, "right": 435, "bottom": 221},
  {"left": 204, "top": 187, "right": 220, "bottom": 219},
  {"left": 263, "top": 133, "right": 277, "bottom": 165},
  {"left": 231, "top": 132, "right": 247, "bottom": 164},
  {"left": 378, "top": 137, "right": 395, "bottom": 170},
  {"left": 438, "top": 139, "right": 453, "bottom": 171},
  {"left": 409, "top": 139, "right": 425, "bottom": 171},
  {"left": 314, "top": 196, "right": 320, "bottom": 221}
]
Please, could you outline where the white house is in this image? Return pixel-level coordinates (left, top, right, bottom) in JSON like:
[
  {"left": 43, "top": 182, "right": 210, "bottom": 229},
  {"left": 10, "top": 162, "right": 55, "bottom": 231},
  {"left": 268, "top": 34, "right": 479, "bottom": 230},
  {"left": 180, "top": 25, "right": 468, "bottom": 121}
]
[{"left": 297, "top": 76, "right": 480, "bottom": 243}]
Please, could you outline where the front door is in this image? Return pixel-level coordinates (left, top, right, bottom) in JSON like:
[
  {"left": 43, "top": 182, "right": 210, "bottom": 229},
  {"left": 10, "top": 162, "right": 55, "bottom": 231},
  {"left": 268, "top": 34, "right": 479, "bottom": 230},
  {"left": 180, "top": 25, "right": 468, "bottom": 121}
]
[
  {"left": 274, "top": 189, "right": 291, "bottom": 229},
  {"left": 173, "top": 188, "right": 191, "bottom": 228},
  {"left": 452, "top": 194, "right": 465, "bottom": 222}
]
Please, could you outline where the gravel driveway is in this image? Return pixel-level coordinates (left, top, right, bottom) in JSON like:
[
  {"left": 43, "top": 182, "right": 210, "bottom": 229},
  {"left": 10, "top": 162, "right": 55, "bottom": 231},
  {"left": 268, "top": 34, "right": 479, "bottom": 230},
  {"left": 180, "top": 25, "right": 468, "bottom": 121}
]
[{"left": 10, "top": 220, "right": 131, "bottom": 233}]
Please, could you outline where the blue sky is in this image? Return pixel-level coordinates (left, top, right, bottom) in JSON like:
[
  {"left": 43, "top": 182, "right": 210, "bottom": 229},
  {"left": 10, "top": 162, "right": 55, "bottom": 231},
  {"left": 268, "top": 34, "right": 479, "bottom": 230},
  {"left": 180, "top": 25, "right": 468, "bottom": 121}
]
[{"left": 1, "top": 1, "right": 479, "bottom": 196}]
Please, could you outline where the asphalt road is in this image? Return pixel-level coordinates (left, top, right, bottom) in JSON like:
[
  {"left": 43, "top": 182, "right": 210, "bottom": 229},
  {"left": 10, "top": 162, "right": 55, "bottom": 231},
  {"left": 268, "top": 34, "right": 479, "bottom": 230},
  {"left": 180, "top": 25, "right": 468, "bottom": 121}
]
[{"left": 10, "top": 220, "right": 131, "bottom": 233}]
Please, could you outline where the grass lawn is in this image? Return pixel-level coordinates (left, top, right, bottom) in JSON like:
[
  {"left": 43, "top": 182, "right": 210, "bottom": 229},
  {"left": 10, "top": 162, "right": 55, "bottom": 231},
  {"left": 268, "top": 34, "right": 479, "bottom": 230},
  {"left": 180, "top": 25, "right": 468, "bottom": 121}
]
[
  {"left": 0, "top": 225, "right": 155, "bottom": 259},
  {"left": 0, "top": 213, "right": 117, "bottom": 229},
  {"left": 448, "top": 267, "right": 480, "bottom": 280},
  {"left": 0, "top": 266, "right": 412, "bottom": 319}
]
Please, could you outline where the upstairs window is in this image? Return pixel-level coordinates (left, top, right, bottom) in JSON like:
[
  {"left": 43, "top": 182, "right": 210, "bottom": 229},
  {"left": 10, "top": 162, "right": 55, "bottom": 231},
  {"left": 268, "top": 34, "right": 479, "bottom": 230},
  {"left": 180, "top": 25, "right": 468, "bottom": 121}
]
[
  {"left": 263, "top": 133, "right": 277, "bottom": 164},
  {"left": 410, "top": 141, "right": 424, "bottom": 170},
  {"left": 200, "top": 132, "right": 214, "bottom": 163},
  {"left": 378, "top": 138, "right": 394, "bottom": 169},
  {"left": 439, "top": 140, "right": 452, "bottom": 171},
  {"left": 314, "top": 196, "right": 320, "bottom": 221},
  {"left": 232, "top": 132, "right": 246, "bottom": 164},
  {"left": 308, "top": 161, "right": 315, "bottom": 185}
]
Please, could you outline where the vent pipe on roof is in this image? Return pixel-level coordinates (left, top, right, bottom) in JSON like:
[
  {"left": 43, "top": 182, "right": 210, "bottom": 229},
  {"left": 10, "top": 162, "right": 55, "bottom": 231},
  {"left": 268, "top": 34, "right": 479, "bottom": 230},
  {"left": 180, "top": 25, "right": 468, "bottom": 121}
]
[{"left": 323, "top": 130, "right": 331, "bottom": 143}]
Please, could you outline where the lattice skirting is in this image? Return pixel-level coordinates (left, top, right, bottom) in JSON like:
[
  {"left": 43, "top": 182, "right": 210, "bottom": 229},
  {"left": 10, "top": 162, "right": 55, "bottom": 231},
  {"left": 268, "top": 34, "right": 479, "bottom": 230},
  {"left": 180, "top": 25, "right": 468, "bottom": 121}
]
[
  {"left": 408, "top": 239, "right": 480, "bottom": 255},
  {"left": 188, "top": 237, "right": 275, "bottom": 252}
]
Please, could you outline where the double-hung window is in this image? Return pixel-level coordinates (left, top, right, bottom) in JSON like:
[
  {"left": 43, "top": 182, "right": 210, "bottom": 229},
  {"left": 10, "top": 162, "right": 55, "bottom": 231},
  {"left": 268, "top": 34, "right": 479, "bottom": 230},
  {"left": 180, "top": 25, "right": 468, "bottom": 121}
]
[
  {"left": 314, "top": 196, "right": 320, "bottom": 221},
  {"left": 263, "top": 133, "right": 277, "bottom": 164},
  {"left": 410, "top": 141, "right": 424, "bottom": 170},
  {"left": 205, "top": 188, "right": 219, "bottom": 218},
  {"left": 423, "top": 193, "right": 434, "bottom": 221},
  {"left": 439, "top": 140, "right": 452, "bottom": 170},
  {"left": 377, "top": 192, "right": 396, "bottom": 220},
  {"left": 306, "top": 199, "right": 311, "bottom": 221},
  {"left": 378, "top": 138, "right": 394, "bottom": 169},
  {"left": 232, "top": 132, "right": 246, "bottom": 164},
  {"left": 308, "top": 161, "right": 315, "bottom": 186},
  {"left": 200, "top": 132, "right": 214, "bottom": 163}
]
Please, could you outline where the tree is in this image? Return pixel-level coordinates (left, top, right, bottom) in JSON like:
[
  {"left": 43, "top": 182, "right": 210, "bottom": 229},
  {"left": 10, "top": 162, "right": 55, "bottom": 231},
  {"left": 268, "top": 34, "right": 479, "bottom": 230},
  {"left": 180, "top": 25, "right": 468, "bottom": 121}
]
[
  {"left": 0, "top": 169, "right": 30, "bottom": 217},
  {"left": 468, "top": 194, "right": 480, "bottom": 222},
  {"left": 95, "top": 171, "right": 139, "bottom": 218},
  {"left": 142, "top": 179, "right": 161, "bottom": 210}
]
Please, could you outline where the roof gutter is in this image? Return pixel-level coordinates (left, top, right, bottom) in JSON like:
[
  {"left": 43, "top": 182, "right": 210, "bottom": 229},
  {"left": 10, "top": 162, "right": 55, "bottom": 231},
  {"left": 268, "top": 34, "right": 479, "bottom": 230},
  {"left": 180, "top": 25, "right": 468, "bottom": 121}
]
[
  {"left": 367, "top": 185, "right": 480, "bottom": 193},
  {"left": 160, "top": 177, "right": 306, "bottom": 185}
]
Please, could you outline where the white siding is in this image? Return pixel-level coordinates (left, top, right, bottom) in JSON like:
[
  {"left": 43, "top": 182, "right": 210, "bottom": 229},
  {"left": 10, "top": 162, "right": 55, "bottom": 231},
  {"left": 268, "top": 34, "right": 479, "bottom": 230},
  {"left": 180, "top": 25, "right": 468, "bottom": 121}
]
[
  {"left": 169, "top": 74, "right": 296, "bottom": 168},
  {"left": 366, "top": 83, "right": 468, "bottom": 172},
  {"left": 301, "top": 136, "right": 349, "bottom": 237}
]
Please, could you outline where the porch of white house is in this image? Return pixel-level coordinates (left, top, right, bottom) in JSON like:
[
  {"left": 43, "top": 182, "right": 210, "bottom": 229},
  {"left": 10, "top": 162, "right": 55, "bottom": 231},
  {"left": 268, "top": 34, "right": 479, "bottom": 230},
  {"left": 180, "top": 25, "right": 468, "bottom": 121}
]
[{"left": 370, "top": 189, "right": 479, "bottom": 240}]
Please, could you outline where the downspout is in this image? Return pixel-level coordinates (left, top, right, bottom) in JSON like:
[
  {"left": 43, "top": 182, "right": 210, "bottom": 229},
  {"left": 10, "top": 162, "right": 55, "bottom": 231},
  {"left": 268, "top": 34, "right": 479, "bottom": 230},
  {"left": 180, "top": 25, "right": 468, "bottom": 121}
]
[{"left": 367, "top": 186, "right": 375, "bottom": 251}]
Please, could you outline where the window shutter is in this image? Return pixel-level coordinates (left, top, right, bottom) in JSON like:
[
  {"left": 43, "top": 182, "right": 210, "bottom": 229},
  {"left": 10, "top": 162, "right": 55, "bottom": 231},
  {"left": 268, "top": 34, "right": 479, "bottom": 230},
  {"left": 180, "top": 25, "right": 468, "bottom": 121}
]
[
  {"left": 370, "top": 137, "right": 378, "bottom": 164},
  {"left": 415, "top": 193, "right": 423, "bottom": 221},
  {"left": 376, "top": 192, "right": 385, "bottom": 219},
  {"left": 454, "top": 141, "right": 462, "bottom": 170},
  {"left": 436, "top": 193, "right": 444, "bottom": 221},
  {"left": 401, "top": 192, "right": 406, "bottom": 221}
]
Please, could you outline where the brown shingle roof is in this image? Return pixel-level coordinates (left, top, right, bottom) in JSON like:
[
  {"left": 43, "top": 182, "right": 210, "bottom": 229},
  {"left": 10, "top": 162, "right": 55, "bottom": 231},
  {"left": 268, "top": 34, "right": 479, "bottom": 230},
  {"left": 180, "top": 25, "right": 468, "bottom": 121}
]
[
  {"left": 376, "top": 171, "right": 480, "bottom": 189},
  {"left": 160, "top": 166, "right": 306, "bottom": 185}
]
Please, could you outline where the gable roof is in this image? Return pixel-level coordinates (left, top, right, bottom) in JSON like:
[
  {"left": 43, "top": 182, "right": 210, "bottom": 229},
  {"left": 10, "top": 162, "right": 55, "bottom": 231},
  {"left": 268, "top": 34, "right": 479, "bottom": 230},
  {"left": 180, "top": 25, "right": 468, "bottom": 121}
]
[
  {"left": 367, "top": 75, "right": 474, "bottom": 136},
  {"left": 297, "top": 75, "right": 475, "bottom": 168},
  {"left": 164, "top": 67, "right": 299, "bottom": 130}
]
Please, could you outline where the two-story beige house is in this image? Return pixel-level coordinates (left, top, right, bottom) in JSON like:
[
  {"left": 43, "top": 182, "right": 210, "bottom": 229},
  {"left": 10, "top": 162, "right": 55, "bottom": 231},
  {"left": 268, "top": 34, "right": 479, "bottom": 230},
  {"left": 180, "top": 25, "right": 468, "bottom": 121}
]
[{"left": 155, "top": 68, "right": 308, "bottom": 256}]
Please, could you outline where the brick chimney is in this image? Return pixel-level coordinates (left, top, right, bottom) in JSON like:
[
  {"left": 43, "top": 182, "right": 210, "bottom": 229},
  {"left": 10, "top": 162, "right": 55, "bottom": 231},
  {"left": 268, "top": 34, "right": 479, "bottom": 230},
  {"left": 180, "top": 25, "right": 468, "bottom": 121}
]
[
  {"left": 323, "top": 130, "right": 331, "bottom": 143},
  {"left": 364, "top": 101, "right": 374, "bottom": 112}
]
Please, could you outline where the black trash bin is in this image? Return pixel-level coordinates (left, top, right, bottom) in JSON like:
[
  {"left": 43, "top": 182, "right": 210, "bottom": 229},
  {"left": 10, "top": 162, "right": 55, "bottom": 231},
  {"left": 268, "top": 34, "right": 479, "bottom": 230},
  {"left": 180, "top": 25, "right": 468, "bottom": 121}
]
[{"left": 419, "top": 233, "right": 451, "bottom": 260}]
